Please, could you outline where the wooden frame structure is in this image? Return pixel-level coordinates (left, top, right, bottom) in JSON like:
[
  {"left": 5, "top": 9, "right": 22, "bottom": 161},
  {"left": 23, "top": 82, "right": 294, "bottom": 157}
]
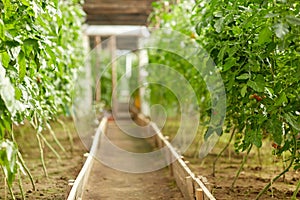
[
  {"left": 83, "top": 25, "right": 149, "bottom": 114},
  {"left": 83, "top": 0, "right": 156, "bottom": 25}
]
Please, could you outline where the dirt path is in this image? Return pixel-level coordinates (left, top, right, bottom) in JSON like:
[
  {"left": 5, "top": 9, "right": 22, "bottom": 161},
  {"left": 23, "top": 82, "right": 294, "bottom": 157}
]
[{"left": 83, "top": 120, "right": 183, "bottom": 200}]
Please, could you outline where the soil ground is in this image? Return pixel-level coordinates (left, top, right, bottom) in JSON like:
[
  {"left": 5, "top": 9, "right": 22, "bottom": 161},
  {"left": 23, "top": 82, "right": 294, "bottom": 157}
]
[
  {"left": 1, "top": 115, "right": 298, "bottom": 200},
  {"left": 188, "top": 151, "right": 299, "bottom": 200},
  {"left": 0, "top": 117, "right": 87, "bottom": 200},
  {"left": 163, "top": 119, "right": 300, "bottom": 200},
  {"left": 83, "top": 120, "right": 183, "bottom": 199}
]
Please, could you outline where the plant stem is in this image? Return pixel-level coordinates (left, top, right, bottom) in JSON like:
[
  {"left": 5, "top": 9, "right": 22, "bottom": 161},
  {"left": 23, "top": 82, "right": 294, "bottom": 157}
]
[
  {"left": 17, "top": 152, "right": 35, "bottom": 191},
  {"left": 292, "top": 180, "right": 300, "bottom": 200},
  {"left": 282, "top": 153, "right": 286, "bottom": 182},
  {"left": 1, "top": 166, "right": 16, "bottom": 200},
  {"left": 38, "top": 133, "right": 61, "bottom": 159},
  {"left": 46, "top": 123, "right": 66, "bottom": 152},
  {"left": 36, "top": 134, "right": 48, "bottom": 177},
  {"left": 4, "top": 174, "right": 7, "bottom": 200},
  {"left": 57, "top": 119, "right": 74, "bottom": 153},
  {"left": 18, "top": 169, "right": 25, "bottom": 200},
  {"left": 11, "top": 127, "right": 36, "bottom": 191},
  {"left": 255, "top": 135, "right": 297, "bottom": 199},
  {"left": 212, "top": 127, "right": 235, "bottom": 177},
  {"left": 193, "top": 125, "right": 207, "bottom": 158},
  {"left": 257, "top": 147, "right": 262, "bottom": 167},
  {"left": 231, "top": 143, "right": 253, "bottom": 188}
]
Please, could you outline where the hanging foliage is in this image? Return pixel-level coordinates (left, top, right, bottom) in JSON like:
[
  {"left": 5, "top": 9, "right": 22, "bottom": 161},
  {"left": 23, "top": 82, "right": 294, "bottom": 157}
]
[{"left": 0, "top": 0, "right": 85, "bottom": 194}]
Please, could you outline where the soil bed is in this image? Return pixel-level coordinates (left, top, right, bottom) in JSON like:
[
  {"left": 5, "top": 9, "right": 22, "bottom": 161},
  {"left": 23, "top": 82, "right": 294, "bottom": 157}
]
[
  {"left": 163, "top": 120, "right": 300, "bottom": 200},
  {"left": 0, "top": 117, "right": 87, "bottom": 200}
]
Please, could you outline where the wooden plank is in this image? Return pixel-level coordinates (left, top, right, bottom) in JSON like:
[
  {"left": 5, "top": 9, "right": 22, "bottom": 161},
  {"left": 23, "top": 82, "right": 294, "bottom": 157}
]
[
  {"left": 172, "top": 161, "right": 191, "bottom": 200},
  {"left": 67, "top": 118, "right": 107, "bottom": 200},
  {"left": 86, "top": 14, "right": 149, "bottom": 21},
  {"left": 86, "top": 16, "right": 148, "bottom": 26},
  {"left": 86, "top": 19, "right": 149, "bottom": 26},
  {"left": 84, "top": 3, "right": 150, "bottom": 9},
  {"left": 83, "top": 0, "right": 156, "bottom": 25},
  {"left": 85, "top": 0, "right": 153, "bottom": 5},
  {"left": 173, "top": 163, "right": 187, "bottom": 199},
  {"left": 148, "top": 122, "right": 216, "bottom": 200},
  {"left": 84, "top": 5, "right": 151, "bottom": 15}
]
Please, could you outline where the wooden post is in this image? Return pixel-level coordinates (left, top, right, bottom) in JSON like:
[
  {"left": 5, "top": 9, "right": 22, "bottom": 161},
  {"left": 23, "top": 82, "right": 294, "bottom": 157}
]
[
  {"left": 185, "top": 176, "right": 194, "bottom": 200},
  {"left": 138, "top": 40, "right": 149, "bottom": 116},
  {"left": 109, "top": 35, "right": 117, "bottom": 115},
  {"left": 199, "top": 176, "right": 212, "bottom": 200},
  {"left": 196, "top": 189, "right": 204, "bottom": 200},
  {"left": 94, "top": 36, "right": 101, "bottom": 102}
]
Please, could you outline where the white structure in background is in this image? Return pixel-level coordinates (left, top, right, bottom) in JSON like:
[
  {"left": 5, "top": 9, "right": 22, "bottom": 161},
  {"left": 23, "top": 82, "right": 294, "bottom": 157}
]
[
  {"left": 138, "top": 48, "right": 150, "bottom": 116},
  {"left": 125, "top": 53, "right": 132, "bottom": 78},
  {"left": 82, "top": 25, "right": 150, "bottom": 115}
]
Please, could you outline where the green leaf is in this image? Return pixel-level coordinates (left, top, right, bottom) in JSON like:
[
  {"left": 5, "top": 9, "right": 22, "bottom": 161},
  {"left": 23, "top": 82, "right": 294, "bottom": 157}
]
[
  {"left": 213, "top": 11, "right": 223, "bottom": 18},
  {"left": 223, "top": 57, "right": 236, "bottom": 71},
  {"left": 241, "top": 85, "right": 247, "bottom": 97},
  {"left": 0, "top": 19, "right": 4, "bottom": 40},
  {"left": 214, "top": 18, "right": 224, "bottom": 33},
  {"left": 0, "top": 140, "right": 17, "bottom": 186},
  {"left": 275, "top": 92, "right": 288, "bottom": 106},
  {"left": 232, "top": 26, "right": 242, "bottom": 35},
  {"left": 286, "top": 15, "right": 300, "bottom": 26},
  {"left": 21, "top": 0, "right": 30, "bottom": 6},
  {"left": 264, "top": 13, "right": 280, "bottom": 18},
  {"left": 258, "top": 27, "right": 273, "bottom": 44},
  {"left": 247, "top": 75, "right": 265, "bottom": 92},
  {"left": 284, "top": 113, "right": 300, "bottom": 131},
  {"left": 18, "top": 51, "right": 26, "bottom": 82},
  {"left": 252, "top": 130, "right": 262, "bottom": 148},
  {"left": 236, "top": 73, "right": 250, "bottom": 80},
  {"left": 244, "top": 129, "right": 262, "bottom": 149},
  {"left": 1, "top": 52, "right": 10, "bottom": 67},
  {"left": 15, "top": 88, "right": 22, "bottom": 100},
  {"left": 0, "top": 62, "right": 17, "bottom": 116},
  {"left": 265, "top": 118, "right": 282, "bottom": 145},
  {"left": 217, "top": 46, "right": 226, "bottom": 63},
  {"left": 273, "top": 23, "right": 289, "bottom": 39}
]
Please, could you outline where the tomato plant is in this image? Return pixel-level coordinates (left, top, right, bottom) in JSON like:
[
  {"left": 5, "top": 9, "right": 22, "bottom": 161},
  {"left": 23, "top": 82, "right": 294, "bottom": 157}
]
[
  {"left": 148, "top": 0, "right": 211, "bottom": 119},
  {"left": 149, "top": 0, "right": 300, "bottom": 198},
  {"left": 0, "top": 0, "right": 85, "bottom": 197}
]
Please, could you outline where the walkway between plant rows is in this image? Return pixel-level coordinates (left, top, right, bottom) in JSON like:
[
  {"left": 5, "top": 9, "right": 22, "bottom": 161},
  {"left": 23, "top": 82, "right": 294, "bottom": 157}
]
[{"left": 82, "top": 104, "right": 183, "bottom": 200}]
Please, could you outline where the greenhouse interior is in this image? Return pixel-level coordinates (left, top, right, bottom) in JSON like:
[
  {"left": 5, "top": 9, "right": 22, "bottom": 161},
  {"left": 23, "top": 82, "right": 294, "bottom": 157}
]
[{"left": 0, "top": 0, "right": 299, "bottom": 199}]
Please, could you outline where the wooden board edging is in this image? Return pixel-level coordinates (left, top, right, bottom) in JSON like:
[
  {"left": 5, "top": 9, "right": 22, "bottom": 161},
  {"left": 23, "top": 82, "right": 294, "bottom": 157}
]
[
  {"left": 67, "top": 117, "right": 108, "bottom": 200},
  {"left": 136, "top": 115, "right": 216, "bottom": 200}
]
